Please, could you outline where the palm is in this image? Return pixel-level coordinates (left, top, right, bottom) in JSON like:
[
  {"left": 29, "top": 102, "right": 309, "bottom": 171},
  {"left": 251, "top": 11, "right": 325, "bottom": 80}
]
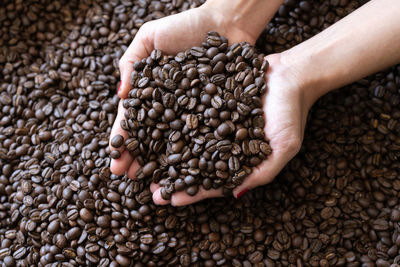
[
  {"left": 264, "top": 74, "right": 305, "bottom": 158},
  {"left": 230, "top": 54, "right": 306, "bottom": 197}
]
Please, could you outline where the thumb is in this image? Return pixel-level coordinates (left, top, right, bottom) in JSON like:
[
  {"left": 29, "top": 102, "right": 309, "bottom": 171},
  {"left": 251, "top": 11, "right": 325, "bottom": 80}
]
[{"left": 118, "top": 25, "right": 154, "bottom": 99}]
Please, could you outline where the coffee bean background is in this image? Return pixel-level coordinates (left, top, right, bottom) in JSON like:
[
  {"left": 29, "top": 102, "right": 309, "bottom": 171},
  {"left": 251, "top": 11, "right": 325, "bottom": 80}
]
[{"left": 1, "top": 0, "right": 400, "bottom": 266}]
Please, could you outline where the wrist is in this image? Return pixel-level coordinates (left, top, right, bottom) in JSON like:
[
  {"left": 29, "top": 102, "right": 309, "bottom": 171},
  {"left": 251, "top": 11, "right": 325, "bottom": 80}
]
[
  {"left": 279, "top": 48, "right": 330, "bottom": 110},
  {"left": 265, "top": 52, "right": 316, "bottom": 112},
  {"left": 200, "top": 0, "right": 283, "bottom": 44}
]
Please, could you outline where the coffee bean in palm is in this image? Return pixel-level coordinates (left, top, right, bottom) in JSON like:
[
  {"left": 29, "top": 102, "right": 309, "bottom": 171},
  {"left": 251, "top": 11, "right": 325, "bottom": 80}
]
[
  {"left": 110, "top": 150, "right": 121, "bottom": 159},
  {"left": 142, "top": 161, "right": 157, "bottom": 176},
  {"left": 121, "top": 33, "right": 271, "bottom": 199},
  {"left": 186, "top": 185, "right": 199, "bottom": 196},
  {"left": 174, "top": 178, "right": 186, "bottom": 191},
  {"left": 111, "top": 134, "right": 124, "bottom": 148},
  {"left": 160, "top": 187, "right": 172, "bottom": 200}
]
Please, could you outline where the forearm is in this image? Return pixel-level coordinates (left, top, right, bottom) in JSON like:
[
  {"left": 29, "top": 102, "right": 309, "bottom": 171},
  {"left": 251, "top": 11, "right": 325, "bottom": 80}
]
[
  {"left": 202, "top": 0, "right": 284, "bottom": 42},
  {"left": 282, "top": 0, "right": 400, "bottom": 107}
]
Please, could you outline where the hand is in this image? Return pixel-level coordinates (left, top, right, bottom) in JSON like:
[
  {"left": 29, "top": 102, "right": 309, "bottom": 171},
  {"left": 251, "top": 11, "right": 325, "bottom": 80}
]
[
  {"left": 109, "top": 5, "right": 259, "bottom": 205},
  {"left": 154, "top": 53, "right": 310, "bottom": 204},
  {"left": 232, "top": 53, "right": 309, "bottom": 198}
]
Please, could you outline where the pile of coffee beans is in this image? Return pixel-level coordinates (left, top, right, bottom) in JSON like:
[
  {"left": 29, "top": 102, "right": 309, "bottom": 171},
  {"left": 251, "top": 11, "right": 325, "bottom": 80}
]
[
  {"left": 111, "top": 32, "right": 271, "bottom": 199},
  {"left": 2, "top": 0, "right": 400, "bottom": 266}
]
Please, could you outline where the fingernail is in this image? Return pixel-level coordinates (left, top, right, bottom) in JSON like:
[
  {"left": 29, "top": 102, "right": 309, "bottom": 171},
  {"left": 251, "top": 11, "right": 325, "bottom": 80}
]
[
  {"left": 117, "top": 82, "right": 121, "bottom": 93},
  {"left": 237, "top": 188, "right": 249, "bottom": 199}
]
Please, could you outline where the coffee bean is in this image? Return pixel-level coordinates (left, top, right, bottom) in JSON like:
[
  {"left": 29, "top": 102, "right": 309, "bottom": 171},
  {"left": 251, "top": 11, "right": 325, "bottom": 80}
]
[
  {"left": 142, "top": 161, "right": 157, "bottom": 176},
  {"left": 241, "top": 47, "right": 254, "bottom": 59},
  {"left": 249, "top": 140, "right": 260, "bottom": 154},
  {"left": 110, "top": 150, "right": 121, "bottom": 159},
  {"left": 97, "top": 216, "right": 111, "bottom": 228},
  {"left": 13, "top": 247, "right": 27, "bottom": 260},
  {"left": 211, "top": 95, "right": 224, "bottom": 109},
  {"left": 168, "top": 154, "right": 182, "bottom": 165},
  {"left": 80, "top": 208, "right": 93, "bottom": 222},
  {"left": 3, "top": 256, "right": 15, "bottom": 267},
  {"left": 191, "top": 47, "right": 206, "bottom": 57},
  {"left": 217, "top": 122, "right": 232, "bottom": 136},
  {"left": 151, "top": 49, "right": 163, "bottom": 61},
  {"left": 125, "top": 138, "right": 139, "bottom": 151},
  {"left": 216, "top": 140, "right": 232, "bottom": 153},
  {"left": 164, "top": 108, "right": 176, "bottom": 122},
  {"left": 174, "top": 178, "right": 186, "bottom": 191},
  {"left": 228, "top": 157, "right": 240, "bottom": 171},
  {"left": 160, "top": 187, "right": 172, "bottom": 200},
  {"left": 186, "top": 185, "right": 199, "bottom": 196},
  {"left": 66, "top": 227, "right": 81, "bottom": 240},
  {"left": 48, "top": 220, "right": 60, "bottom": 234},
  {"left": 111, "top": 134, "right": 124, "bottom": 148},
  {"left": 184, "top": 175, "right": 196, "bottom": 186},
  {"left": 215, "top": 160, "right": 228, "bottom": 171},
  {"left": 116, "top": 255, "right": 130, "bottom": 267},
  {"left": 260, "top": 142, "right": 271, "bottom": 155},
  {"left": 235, "top": 128, "right": 248, "bottom": 140},
  {"left": 186, "top": 114, "right": 199, "bottom": 129},
  {"left": 205, "top": 83, "right": 217, "bottom": 95}
]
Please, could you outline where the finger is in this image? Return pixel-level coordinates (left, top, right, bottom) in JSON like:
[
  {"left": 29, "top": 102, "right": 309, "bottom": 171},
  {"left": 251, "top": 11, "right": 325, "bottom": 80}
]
[
  {"left": 232, "top": 150, "right": 291, "bottom": 198},
  {"left": 118, "top": 26, "right": 153, "bottom": 99},
  {"left": 152, "top": 187, "right": 172, "bottom": 205},
  {"left": 126, "top": 159, "right": 140, "bottom": 179},
  {"left": 150, "top": 182, "right": 160, "bottom": 194},
  {"left": 109, "top": 100, "right": 129, "bottom": 153},
  {"left": 110, "top": 150, "right": 134, "bottom": 176},
  {"left": 171, "top": 187, "right": 223, "bottom": 206},
  {"left": 109, "top": 101, "right": 134, "bottom": 175}
]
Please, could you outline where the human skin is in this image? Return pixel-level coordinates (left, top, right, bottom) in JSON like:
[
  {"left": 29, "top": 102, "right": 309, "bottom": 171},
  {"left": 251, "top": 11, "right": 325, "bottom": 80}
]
[{"left": 110, "top": 0, "right": 400, "bottom": 206}]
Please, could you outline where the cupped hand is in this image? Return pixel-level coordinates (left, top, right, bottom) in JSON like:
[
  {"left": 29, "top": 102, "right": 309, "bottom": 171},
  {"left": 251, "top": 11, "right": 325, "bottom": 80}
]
[
  {"left": 109, "top": 6, "right": 310, "bottom": 206},
  {"left": 109, "top": 5, "right": 258, "bottom": 205},
  {"left": 232, "top": 53, "right": 309, "bottom": 198}
]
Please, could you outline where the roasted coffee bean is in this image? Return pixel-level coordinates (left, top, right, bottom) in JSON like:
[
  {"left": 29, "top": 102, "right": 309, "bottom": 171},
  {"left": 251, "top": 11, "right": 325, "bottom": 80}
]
[
  {"left": 66, "top": 227, "right": 81, "bottom": 240},
  {"left": 110, "top": 150, "right": 121, "bottom": 159},
  {"left": 3, "top": 256, "right": 15, "bottom": 267},
  {"left": 142, "top": 161, "right": 157, "bottom": 177},
  {"left": 110, "top": 134, "right": 124, "bottom": 148},
  {"left": 235, "top": 128, "right": 248, "bottom": 140},
  {"left": 186, "top": 185, "right": 199, "bottom": 196},
  {"left": 184, "top": 175, "right": 196, "bottom": 186},
  {"left": 160, "top": 187, "right": 172, "bottom": 200},
  {"left": 174, "top": 178, "right": 186, "bottom": 191},
  {"left": 260, "top": 142, "right": 271, "bottom": 155},
  {"left": 48, "top": 220, "right": 60, "bottom": 234},
  {"left": 217, "top": 122, "right": 232, "bottom": 136},
  {"left": 125, "top": 138, "right": 139, "bottom": 151},
  {"left": 97, "top": 216, "right": 111, "bottom": 228},
  {"left": 205, "top": 83, "right": 217, "bottom": 95},
  {"left": 228, "top": 157, "right": 240, "bottom": 171},
  {"left": 191, "top": 47, "right": 206, "bottom": 57},
  {"left": 186, "top": 114, "right": 199, "bottom": 129}
]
